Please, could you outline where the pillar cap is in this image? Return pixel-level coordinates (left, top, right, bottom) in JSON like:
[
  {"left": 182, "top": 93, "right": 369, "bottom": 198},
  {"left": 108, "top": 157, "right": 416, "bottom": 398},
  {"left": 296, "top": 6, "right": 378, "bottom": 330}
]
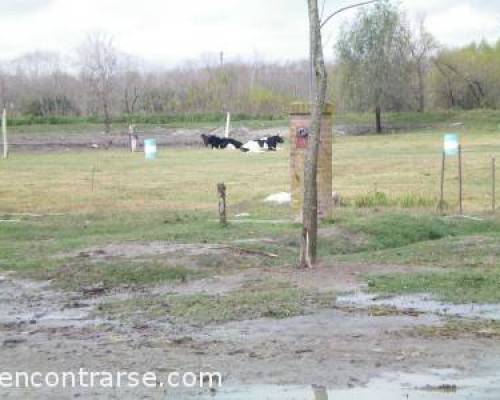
[{"left": 289, "top": 102, "right": 334, "bottom": 115}]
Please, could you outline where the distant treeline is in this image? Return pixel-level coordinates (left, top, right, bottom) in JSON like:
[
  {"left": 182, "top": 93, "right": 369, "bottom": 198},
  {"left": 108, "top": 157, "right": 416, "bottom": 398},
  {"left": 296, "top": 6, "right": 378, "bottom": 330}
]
[{"left": 0, "top": 5, "right": 499, "bottom": 129}]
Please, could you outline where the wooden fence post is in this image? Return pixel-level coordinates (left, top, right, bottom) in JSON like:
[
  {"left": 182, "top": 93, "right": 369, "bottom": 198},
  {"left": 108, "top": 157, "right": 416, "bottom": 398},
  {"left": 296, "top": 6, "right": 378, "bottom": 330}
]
[
  {"left": 438, "top": 151, "right": 446, "bottom": 213},
  {"left": 458, "top": 145, "right": 463, "bottom": 215},
  {"left": 217, "top": 183, "right": 227, "bottom": 225},
  {"left": 493, "top": 156, "right": 496, "bottom": 214},
  {"left": 2, "top": 108, "right": 7, "bottom": 159}
]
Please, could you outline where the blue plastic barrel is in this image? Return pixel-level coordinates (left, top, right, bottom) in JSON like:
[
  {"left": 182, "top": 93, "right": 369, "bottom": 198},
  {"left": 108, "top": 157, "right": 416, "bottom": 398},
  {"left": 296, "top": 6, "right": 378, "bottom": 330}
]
[{"left": 144, "top": 139, "right": 157, "bottom": 160}]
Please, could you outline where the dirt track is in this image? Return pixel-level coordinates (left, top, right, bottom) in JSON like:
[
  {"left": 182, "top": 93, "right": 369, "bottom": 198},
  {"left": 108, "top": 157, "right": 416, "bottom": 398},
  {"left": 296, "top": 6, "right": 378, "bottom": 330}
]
[
  {"left": 7, "top": 122, "right": 433, "bottom": 152},
  {"left": 1, "top": 259, "right": 499, "bottom": 399},
  {"left": 7, "top": 127, "right": 288, "bottom": 152}
]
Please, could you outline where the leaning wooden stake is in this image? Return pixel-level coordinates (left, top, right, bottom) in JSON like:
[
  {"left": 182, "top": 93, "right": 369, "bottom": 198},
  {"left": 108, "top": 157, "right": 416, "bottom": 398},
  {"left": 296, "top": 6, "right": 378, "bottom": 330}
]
[
  {"left": 217, "top": 183, "right": 227, "bottom": 225},
  {"left": 458, "top": 145, "right": 463, "bottom": 215},
  {"left": 2, "top": 108, "right": 8, "bottom": 159},
  {"left": 128, "top": 124, "right": 138, "bottom": 152},
  {"left": 438, "top": 151, "right": 446, "bottom": 213},
  {"left": 492, "top": 156, "right": 496, "bottom": 214}
]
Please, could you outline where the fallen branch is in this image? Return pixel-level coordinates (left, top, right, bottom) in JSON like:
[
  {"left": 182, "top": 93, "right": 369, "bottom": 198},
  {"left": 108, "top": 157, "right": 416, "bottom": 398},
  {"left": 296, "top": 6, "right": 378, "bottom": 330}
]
[
  {"left": 220, "top": 245, "right": 279, "bottom": 258},
  {"left": 211, "top": 219, "right": 292, "bottom": 224},
  {"left": 81, "top": 286, "right": 107, "bottom": 295}
]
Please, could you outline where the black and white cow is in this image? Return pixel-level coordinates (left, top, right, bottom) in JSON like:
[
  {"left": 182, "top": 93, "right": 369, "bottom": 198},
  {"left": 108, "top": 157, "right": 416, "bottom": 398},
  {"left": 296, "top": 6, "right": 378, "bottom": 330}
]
[{"left": 240, "top": 135, "right": 284, "bottom": 153}]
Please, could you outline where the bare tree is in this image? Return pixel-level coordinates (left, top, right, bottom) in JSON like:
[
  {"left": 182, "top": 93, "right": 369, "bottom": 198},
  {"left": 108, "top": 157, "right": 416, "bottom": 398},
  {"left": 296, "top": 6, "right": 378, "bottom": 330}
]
[
  {"left": 0, "top": 66, "right": 8, "bottom": 110},
  {"left": 409, "top": 16, "right": 437, "bottom": 112},
  {"left": 300, "top": 0, "right": 328, "bottom": 269},
  {"left": 301, "top": 0, "right": 378, "bottom": 268},
  {"left": 120, "top": 55, "right": 143, "bottom": 115},
  {"left": 77, "top": 33, "right": 118, "bottom": 133}
]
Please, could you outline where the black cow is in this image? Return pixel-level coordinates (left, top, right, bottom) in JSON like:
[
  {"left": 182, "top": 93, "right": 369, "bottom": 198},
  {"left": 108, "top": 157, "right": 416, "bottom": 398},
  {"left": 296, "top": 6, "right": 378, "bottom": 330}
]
[
  {"left": 201, "top": 134, "right": 223, "bottom": 149},
  {"left": 201, "top": 134, "right": 211, "bottom": 147},
  {"left": 265, "top": 135, "right": 284, "bottom": 151}
]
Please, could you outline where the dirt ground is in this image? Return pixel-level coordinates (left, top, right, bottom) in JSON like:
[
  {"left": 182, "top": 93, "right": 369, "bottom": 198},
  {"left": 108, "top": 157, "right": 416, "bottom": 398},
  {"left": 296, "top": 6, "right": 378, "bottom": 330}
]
[
  {"left": 8, "top": 126, "right": 288, "bottom": 152},
  {"left": 1, "top": 257, "right": 499, "bottom": 399},
  {"left": 7, "top": 122, "right": 433, "bottom": 152}
]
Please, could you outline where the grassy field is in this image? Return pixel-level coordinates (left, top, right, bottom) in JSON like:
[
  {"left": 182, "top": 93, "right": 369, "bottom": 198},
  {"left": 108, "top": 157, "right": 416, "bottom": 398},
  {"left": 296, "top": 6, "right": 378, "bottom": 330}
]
[
  {"left": 1, "top": 127, "right": 499, "bottom": 308},
  {"left": 1, "top": 127, "right": 499, "bottom": 214},
  {"left": 7, "top": 109, "right": 500, "bottom": 135}
]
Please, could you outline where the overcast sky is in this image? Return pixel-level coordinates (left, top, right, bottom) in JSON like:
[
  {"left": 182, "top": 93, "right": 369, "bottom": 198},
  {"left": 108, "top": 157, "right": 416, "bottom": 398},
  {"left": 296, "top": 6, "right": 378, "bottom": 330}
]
[{"left": 1, "top": 0, "right": 499, "bottom": 66}]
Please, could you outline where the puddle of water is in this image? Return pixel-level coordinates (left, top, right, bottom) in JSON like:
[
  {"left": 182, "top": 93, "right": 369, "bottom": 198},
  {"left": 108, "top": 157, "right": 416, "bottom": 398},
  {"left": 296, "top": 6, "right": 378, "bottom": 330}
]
[
  {"left": 188, "top": 370, "right": 500, "bottom": 400},
  {"left": 337, "top": 293, "right": 500, "bottom": 320},
  {"left": 0, "top": 279, "right": 103, "bottom": 328}
]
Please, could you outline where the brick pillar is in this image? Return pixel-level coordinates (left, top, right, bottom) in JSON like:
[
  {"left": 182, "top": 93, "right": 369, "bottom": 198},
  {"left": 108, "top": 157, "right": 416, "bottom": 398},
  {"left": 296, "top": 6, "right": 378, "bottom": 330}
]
[{"left": 289, "top": 102, "right": 333, "bottom": 222}]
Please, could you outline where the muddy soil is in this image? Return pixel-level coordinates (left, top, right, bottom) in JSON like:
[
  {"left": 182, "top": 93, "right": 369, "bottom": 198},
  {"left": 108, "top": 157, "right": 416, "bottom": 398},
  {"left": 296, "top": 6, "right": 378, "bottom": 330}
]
[
  {"left": 8, "top": 127, "right": 288, "bottom": 152},
  {"left": 8, "top": 122, "right": 434, "bottom": 152},
  {"left": 0, "top": 260, "right": 499, "bottom": 399}
]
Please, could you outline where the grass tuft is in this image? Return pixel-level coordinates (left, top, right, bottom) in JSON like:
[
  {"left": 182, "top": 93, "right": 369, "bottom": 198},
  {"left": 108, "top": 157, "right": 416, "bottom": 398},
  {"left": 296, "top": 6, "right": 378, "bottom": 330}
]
[
  {"left": 45, "top": 261, "right": 198, "bottom": 290},
  {"left": 367, "top": 269, "right": 500, "bottom": 304},
  {"left": 100, "top": 283, "right": 335, "bottom": 325},
  {"left": 351, "top": 191, "right": 436, "bottom": 209}
]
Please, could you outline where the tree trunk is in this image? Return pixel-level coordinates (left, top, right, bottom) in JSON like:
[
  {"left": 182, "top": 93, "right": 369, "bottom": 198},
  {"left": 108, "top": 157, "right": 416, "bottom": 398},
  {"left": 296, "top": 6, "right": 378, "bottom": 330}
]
[
  {"left": 375, "top": 105, "right": 382, "bottom": 133},
  {"left": 124, "top": 89, "right": 131, "bottom": 114},
  {"left": 417, "top": 67, "right": 425, "bottom": 112},
  {"left": 300, "top": 0, "right": 328, "bottom": 269},
  {"left": 103, "top": 98, "right": 111, "bottom": 134}
]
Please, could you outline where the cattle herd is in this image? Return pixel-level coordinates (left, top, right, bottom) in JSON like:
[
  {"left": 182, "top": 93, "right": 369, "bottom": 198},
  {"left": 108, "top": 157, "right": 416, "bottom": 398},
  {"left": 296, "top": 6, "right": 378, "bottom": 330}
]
[{"left": 201, "top": 134, "right": 284, "bottom": 153}]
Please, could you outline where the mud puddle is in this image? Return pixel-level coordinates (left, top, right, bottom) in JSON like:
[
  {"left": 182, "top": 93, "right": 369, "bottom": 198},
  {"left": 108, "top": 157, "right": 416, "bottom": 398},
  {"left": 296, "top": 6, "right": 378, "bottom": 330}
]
[
  {"left": 0, "top": 277, "right": 103, "bottom": 329},
  {"left": 337, "top": 293, "right": 500, "bottom": 320},
  {"left": 189, "top": 369, "right": 500, "bottom": 400}
]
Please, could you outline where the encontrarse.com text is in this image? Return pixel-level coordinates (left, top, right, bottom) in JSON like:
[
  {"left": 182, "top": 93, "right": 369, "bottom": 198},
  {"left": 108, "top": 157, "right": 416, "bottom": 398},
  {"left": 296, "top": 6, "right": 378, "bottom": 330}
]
[{"left": 0, "top": 370, "right": 222, "bottom": 389}]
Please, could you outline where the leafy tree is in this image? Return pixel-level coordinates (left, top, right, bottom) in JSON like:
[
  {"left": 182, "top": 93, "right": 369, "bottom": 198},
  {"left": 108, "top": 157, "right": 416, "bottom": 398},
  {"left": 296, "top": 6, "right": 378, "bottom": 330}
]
[
  {"left": 431, "top": 40, "right": 500, "bottom": 110},
  {"left": 336, "top": 0, "right": 412, "bottom": 132}
]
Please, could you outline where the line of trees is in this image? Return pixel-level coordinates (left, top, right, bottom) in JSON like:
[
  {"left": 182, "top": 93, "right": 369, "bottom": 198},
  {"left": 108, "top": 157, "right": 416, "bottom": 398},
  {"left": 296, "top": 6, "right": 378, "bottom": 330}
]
[
  {"left": 0, "top": 34, "right": 309, "bottom": 125},
  {"left": 0, "top": 2, "right": 499, "bottom": 130},
  {"left": 333, "top": 0, "right": 500, "bottom": 132}
]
